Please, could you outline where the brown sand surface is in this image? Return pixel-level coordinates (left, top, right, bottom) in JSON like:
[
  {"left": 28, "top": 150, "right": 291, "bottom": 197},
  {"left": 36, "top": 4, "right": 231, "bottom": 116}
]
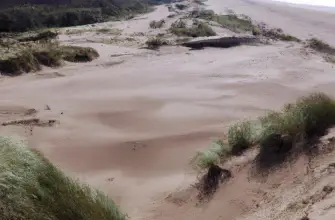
[{"left": 1, "top": 0, "right": 335, "bottom": 219}]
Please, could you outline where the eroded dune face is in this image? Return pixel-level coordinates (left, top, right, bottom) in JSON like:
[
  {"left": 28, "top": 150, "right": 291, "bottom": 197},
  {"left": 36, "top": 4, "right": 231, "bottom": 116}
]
[{"left": 0, "top": 0, "right": 335, "bottom": 219}]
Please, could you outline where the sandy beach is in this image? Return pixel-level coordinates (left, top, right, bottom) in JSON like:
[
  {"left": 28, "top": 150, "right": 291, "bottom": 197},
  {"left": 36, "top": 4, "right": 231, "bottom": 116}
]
[{"left": 1, "top": 0, "right": 335, "bottom": 219}]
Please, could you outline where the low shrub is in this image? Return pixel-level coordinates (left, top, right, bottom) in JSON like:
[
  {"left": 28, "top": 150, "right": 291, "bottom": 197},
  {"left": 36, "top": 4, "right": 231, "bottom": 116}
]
[
  {"left": 192, "top": 140, "right": 231, "bottom": 169},
  {"left": 228, "top": 121, "right": 255, "bottom": 155},
  {"left": 60, "top": 45, "right": 99, "bottom": 62},
  {"left": 0, "top": 50, "right": 41, "bottom": 76},
  {"left": 193, "top": 93, "right": 335, "bottom": 171},
  {"left": 260, "top": 93, "right": 335, "bottom": 141},
  {"left": 149, "top": 19, "right": 165, "bottom": 29},
  {"left": 17, "top": 30, "right": 59, "bottom": 42},
  {"left": 0, "top": 136, "right": 126, "bottom": 220},
  {"left": 170, "top": 20, "right": 216, "bottom": 37},
  {"left": 0, "top": 41, "right": 99, "bottom": 75},
  {"left": 145, "top": 37, "right": 168, "bottom": 49}
]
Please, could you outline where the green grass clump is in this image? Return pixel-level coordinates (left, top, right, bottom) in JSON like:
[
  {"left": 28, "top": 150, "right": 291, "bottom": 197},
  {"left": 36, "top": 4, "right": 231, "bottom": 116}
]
[
  {"left": 0, "top": 41, "right": 99, "bottom": 75},
  {"left": 192, "top": 140, "right": 231, "bottom": 169},
  {"left": 170, "top": 20, "right": 216, "bottom": 37},
  {"left": 228, "top": 121, "right": 255, "bottom": 155},
  {"left": 0, "top": 136, "right": 126, "bottom": 220},
  {"left": 0, "top": 50, "right": 41, "bottom": 75},
  {"left": 145, "top": 37, "right": 168, "bottom": 49},
  {"left": 260, "top": 93, "right": 335, "bottom": 141},
  {"left": 149, "top": 19, "right": 165, "bottom": 29},
  {"left": 193, "top": 93, "right": 335, "bottom": 170},
  {"left": 60, "top": 45, "right": 99, "bottom": 62}
]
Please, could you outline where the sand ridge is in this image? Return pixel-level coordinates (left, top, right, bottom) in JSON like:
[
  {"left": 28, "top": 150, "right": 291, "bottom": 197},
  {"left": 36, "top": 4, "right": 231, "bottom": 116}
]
[{"left": 1, "top": 0, "right": 335, "bottom": 219}]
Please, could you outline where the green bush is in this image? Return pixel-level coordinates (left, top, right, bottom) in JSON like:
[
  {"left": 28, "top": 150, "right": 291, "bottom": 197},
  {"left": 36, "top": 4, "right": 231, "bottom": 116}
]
[{"left": 0, "top": 136, "right": 125, "bottom": 220}]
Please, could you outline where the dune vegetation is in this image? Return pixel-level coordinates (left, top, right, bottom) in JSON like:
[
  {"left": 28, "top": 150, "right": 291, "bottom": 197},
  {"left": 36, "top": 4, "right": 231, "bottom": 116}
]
[
  {"left": 0, "top": 31, "right": 99, "bottom": 76},
  {"left": 170, "top": 19, "right": 216, "bottom": 37},
  {"left": 0, "top": 136, "right": 125, "bottom": 220},
  {"left": 192, "top": 93, "right": 335, "bottom": 169}
]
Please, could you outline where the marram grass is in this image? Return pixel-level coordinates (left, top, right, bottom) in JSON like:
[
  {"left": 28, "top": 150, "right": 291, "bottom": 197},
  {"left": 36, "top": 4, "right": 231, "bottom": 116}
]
[
  {"left": 0, "top": 136, "right": 125, "bottom": 220},
  {"left": 192, "top": 93, "right": 335, "bottom": 169}
]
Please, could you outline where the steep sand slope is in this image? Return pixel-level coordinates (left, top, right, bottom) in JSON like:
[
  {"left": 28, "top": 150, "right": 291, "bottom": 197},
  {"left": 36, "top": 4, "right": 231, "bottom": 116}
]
[{"left": 0, "top": 1, "right": 335, "bottom": 219}]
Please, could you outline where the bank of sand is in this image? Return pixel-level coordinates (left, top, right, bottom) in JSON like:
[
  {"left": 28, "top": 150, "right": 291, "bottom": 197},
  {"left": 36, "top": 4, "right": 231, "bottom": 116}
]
[{"left": 0, "top": 0, "right": 335, "bottom": 219}]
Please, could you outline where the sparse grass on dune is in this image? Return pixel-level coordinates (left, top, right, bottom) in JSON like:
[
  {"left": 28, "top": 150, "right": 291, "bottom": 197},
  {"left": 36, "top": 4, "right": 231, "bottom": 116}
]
[
  {"left": 261, "top": 28, "right": 301, "bottom": 42},
  {"left": 170, "top": 20, "right": 216, "bottom": 37},
  {"left": 214, "top": 14, "right": 254, "bottom": 33},
  {"left": 307, "top": 38, "right": 335, "bottom": 63},
  {"left": 228, "top": 121, "right": 257, "bottom": 155},
  {"left": 149, "top": 19, "right": 165, "bottom": 29},
  {"left": 260, "top": 93, "right": 335, "bottom": 140},
  {"left": 0, "top": 136, "right": 125, "bottom": 220},
  {"left": 189, "top": 9, "right": 300, "bottom": 42},
  {"left": 193, "top": 93, "right": 335, "bottom": 169},
  {"left": 145, "top": 36, "right": 168, "bottom": 49},
  {"left": 0, "top": 39, "right": 99, "bottom": 75},
  {"left": 60, "top": 45, "right": 99, "bottom": 62},
  {"left": 192, "top": 140, "right": 231, "bottom": 169},
  {"left": 307, "top": 38, "right": 335, "bottom": 54}
]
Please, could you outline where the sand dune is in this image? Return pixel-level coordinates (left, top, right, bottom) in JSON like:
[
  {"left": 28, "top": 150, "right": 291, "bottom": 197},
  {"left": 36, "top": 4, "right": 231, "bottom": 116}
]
[{"left": 1, "top": 0, "right": 335, "bottom": 219}]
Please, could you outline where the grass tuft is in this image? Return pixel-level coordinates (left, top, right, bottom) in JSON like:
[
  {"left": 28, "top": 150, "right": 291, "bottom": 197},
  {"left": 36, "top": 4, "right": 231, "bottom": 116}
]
[
  {"left": 0, "top": 40, "right": 99, "bottom": 75},
  {"left": 228, "top": 121, "right": 255, "bottom": 155},
  {"left": 261, "top": 28, "right": 300, "bottom": 42},
  {"left": 192, "top": 140, "right": 231, "bottom": 169},
  {"left": 261, "top": 93, "right": 335, "bottom": 140},
  {"left": 193, "top": 93, "right": 335, "bottom": 170},
  {"left": 0, "top": 136, "right": 126, "bottom": 220},
  {"left": 170, "top": 20, "right": 216, "bottom": 37},
  {"left": 60, "top": 45, "right": 99, "bottom": 62},
  {"left": 149, "top": 19, "right": 165, "bottom": 29},
  {"left": 145, "top": 37, "right": 168, "bottom": 50},
  {"left": 307, "top": 38, "right": 335, "bottom": 54}
]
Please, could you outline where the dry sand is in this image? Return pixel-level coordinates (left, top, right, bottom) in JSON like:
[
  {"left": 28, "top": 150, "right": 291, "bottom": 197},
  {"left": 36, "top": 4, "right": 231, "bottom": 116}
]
[{"left": 1, "top": 0, "right": 335, "bottom": 219}]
